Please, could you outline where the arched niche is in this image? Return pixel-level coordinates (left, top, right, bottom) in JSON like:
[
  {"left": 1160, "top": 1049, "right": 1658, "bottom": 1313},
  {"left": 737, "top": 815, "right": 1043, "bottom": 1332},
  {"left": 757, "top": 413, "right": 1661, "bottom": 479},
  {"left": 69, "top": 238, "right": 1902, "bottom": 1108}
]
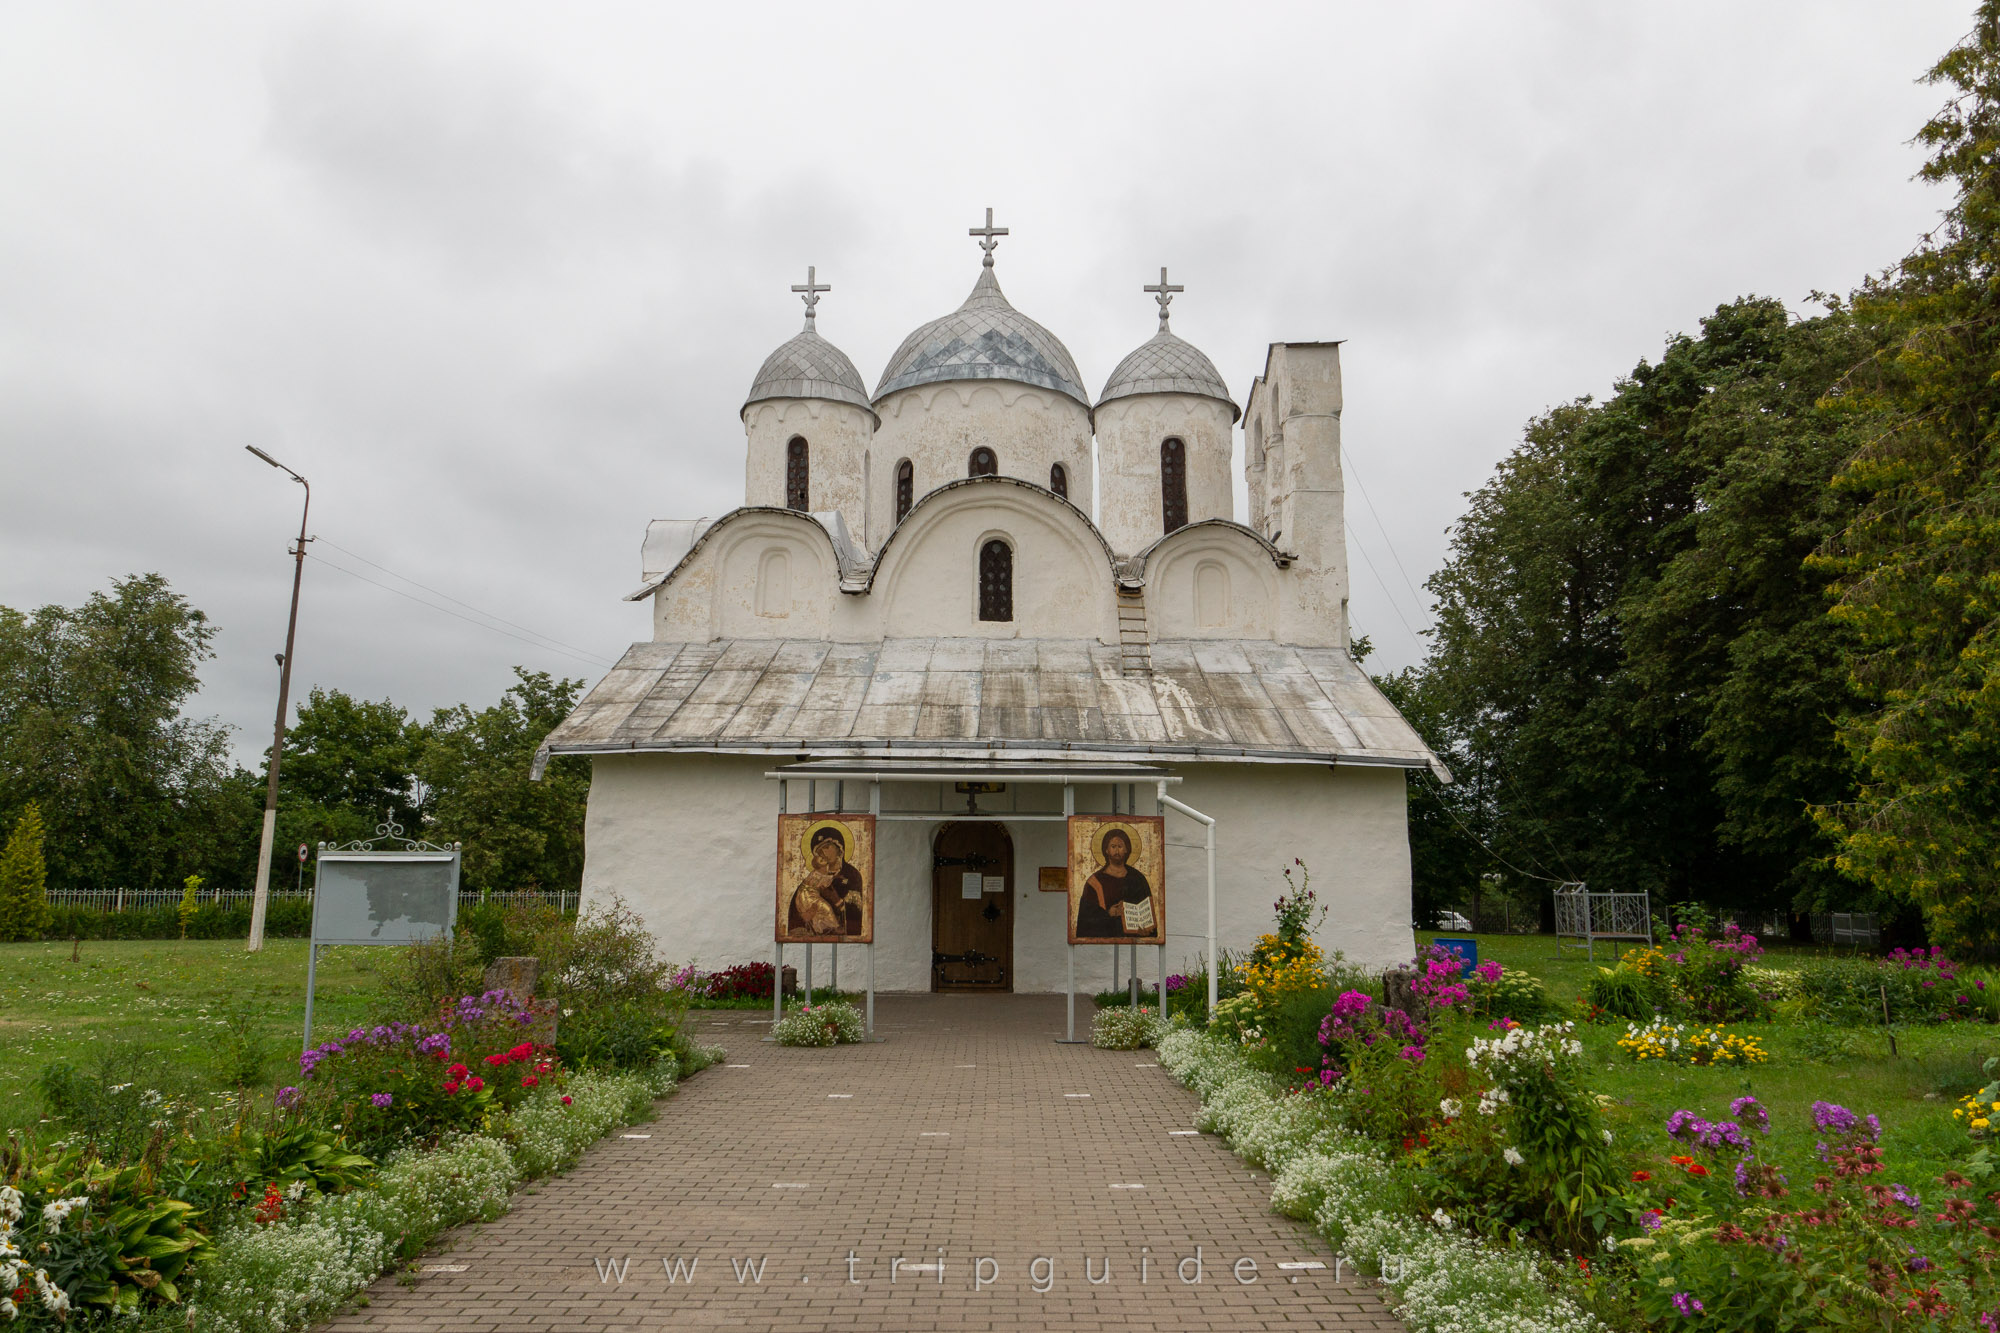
[
  {"left": 652, "top": 509, "right": 838, "bottom": 640},
  {"left": 1144, "top": 526, "right": 1281, "bottom": 639}
]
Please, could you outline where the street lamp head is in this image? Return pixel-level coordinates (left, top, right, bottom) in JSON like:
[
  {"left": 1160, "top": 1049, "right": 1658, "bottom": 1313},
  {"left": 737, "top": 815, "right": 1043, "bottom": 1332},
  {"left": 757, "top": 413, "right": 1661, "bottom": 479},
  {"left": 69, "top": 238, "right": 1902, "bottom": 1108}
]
[{"left": 245, "top": 445, "right": 305, "bottom": 485}]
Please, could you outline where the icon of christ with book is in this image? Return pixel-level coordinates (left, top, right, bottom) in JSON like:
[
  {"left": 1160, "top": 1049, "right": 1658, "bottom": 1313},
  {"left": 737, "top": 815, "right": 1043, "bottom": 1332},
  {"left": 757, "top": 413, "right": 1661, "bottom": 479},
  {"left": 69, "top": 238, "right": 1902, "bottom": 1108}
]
[{"left": 1074, "top": 827, "right": 1155, "bottom": 938}]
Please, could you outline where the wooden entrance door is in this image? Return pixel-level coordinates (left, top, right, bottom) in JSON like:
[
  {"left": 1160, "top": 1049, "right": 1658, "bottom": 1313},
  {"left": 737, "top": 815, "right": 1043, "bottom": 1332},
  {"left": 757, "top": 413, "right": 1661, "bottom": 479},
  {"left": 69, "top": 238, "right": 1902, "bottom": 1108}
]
[{"left": 931, "top": 822, "right": 1013, "bottom": 992}]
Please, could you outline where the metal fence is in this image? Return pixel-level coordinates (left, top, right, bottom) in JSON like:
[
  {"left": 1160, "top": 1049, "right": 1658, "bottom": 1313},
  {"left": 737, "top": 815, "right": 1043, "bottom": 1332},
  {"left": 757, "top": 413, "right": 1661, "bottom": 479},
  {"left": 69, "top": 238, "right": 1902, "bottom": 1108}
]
[{"left": 44, "top": 887, "right": 581, "bottom": 915}]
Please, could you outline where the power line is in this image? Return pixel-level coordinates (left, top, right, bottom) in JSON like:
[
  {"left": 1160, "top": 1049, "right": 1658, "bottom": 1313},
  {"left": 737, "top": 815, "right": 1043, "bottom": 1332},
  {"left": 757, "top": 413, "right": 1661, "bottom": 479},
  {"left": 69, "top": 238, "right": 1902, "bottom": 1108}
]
[
  {"left": 1347, "top": 532, "right": 1427, "bottom": 658},
  {"left": 306, "top": 551, "right": 616, "bottom": 670},
  {"left": 314, "top": 536, "right": 613, "bottom": 664},
  {"left": 1340, "top": 444, "right": 1433, "bottom": 622},
  {"left": 1419, "top": 771, "right": 1573, "bottom": 885}
]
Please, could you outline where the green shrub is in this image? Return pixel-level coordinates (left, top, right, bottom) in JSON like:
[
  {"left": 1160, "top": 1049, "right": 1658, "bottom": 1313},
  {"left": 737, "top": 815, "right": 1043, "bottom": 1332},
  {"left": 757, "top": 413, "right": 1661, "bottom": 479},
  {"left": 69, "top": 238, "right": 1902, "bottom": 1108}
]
[
  {"left": 1472, "top": 968, "right": 1557, "bottom": 1022},
  {"left": 554, "top": 996, "right": 681, "bottom": 1070},
  {"left": 1581, "top": 965, "right": 1658, "bottom": 1020}
]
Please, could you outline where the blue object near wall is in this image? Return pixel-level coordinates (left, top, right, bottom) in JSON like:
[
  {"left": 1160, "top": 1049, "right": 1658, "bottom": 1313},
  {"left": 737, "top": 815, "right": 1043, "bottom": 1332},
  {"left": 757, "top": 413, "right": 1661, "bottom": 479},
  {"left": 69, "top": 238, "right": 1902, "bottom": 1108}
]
[{"left": 1431, "top": 937, "right": 1478, "bottom": 976}]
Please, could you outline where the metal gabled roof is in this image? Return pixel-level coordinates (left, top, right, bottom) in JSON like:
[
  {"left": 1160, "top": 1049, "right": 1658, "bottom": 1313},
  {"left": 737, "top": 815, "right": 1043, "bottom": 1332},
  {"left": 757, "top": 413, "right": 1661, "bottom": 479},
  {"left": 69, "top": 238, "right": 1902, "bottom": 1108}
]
[{"left": 536, "top": 637, "right": 1444, "bottom": 778}]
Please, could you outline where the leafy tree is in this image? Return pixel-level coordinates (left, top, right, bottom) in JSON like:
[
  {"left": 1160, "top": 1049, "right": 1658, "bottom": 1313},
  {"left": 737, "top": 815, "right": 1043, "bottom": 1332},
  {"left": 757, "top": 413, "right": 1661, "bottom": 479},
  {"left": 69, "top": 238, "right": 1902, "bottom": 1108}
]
[
  {"left": 0, "top": 575, "right": 255, "bottom": 892},
  {"left": 420, "top": 669, "right": 587, "bottom": 895},
  {"left": 1420, "top": 300, "right": 1870, "bottom": 920},
  {"left": 0, "top": 801, "right": 50, "bottom": 941},
  {"left": 268, "top": 687, "right": 425, "bottom": 865},
  {"left": 1812, "top": 5, "right": 2000, "bottom": 947},
  {"left": 1373, "top": 667, "right": 1499, "bottom": 929}
]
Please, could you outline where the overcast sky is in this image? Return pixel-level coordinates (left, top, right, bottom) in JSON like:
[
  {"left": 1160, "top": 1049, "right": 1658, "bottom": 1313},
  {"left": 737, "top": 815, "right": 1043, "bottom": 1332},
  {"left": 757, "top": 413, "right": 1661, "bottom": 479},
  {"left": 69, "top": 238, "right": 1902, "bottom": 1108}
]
[{"left": 0, "top": 2, "right": 1975, "bottom": 764}]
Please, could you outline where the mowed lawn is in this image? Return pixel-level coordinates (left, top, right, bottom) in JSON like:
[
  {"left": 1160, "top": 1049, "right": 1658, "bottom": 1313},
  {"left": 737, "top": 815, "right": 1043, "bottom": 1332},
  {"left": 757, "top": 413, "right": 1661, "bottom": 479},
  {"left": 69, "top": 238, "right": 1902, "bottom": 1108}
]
[
  {"left": 0, "top": 938, "right": 390, "bottom": 1136},
  {"left": 1420, "top": 931, "right": 2000, "bottom": 1186}
]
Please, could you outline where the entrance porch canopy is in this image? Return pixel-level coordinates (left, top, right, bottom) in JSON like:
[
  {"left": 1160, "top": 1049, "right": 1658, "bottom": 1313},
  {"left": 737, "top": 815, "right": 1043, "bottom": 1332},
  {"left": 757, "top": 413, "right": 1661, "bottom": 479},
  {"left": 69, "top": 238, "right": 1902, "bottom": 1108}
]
[{"left": 765, "top": 756, "right": 1219, "bottom": 1019}]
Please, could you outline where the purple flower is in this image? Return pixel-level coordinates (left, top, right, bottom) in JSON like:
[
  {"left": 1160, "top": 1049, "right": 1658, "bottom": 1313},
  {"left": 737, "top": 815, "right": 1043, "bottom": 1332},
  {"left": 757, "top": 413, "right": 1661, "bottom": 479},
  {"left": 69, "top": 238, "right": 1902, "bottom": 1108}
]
[
  {"left": 1671, "top": 1292, "right": 1704, "bottom": 1316},
  {"left": 1811, "top": 1101, "right": 1858, "bottom": 1134},
  {"left": 1729, "top": 1096, "right": 1770, "bottom": 1135},
  {"left": 348, "top": 1028, "right": 367, "bottom": 1041},
  {"left": 1164, "top": 975, "right": 1188, "bottom": 994},
  {"left": 1891, "top": 1184, "right": 1920, "bottom": 1211},
  {"left": 1907, "top": 1249, "right": 1931, "bottom": 1273},
  {"left": 370, "top": 1092, "right": 394, "bottom": 1108},
  {"left": 275, "top": 1086, "right": 301, "bottom": 1109},
  {"left": 1639, "top": 1211, "right": 1664, "bottom": 1232},
  {"left": 417, "top": 1032, "right": 451, "bottom": 1056}
]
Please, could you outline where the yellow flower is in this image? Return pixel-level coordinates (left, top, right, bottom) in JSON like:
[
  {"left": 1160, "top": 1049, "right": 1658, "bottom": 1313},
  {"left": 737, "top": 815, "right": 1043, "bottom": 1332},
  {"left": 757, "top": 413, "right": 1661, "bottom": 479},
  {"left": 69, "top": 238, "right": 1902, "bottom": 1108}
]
[{"left": 1977, "top": 1119, "right": 1991, "bottom": 1130}]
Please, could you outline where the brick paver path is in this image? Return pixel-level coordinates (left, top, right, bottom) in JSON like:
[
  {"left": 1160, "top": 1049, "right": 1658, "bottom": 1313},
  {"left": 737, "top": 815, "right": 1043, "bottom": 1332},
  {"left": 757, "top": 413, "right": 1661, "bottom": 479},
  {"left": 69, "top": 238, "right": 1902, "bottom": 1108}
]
[{"left": 324, "top": 994, "right": 1403, "bottom": 1331}]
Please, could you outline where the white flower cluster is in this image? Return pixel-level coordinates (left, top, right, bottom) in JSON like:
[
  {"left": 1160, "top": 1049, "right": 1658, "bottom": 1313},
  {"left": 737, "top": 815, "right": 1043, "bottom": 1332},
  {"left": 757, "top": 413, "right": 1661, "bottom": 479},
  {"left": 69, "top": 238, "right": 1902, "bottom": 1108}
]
[
  {"left": 40, "top": 1195, "right": 90, "bottom": 1235},
  {"left": 0, "top": 1187, "right": 72, "bottom": 1320},
  {"left": 1475, "top": 1087, "right": 1511, "bottom": 1116},
  {"left": 1467, "top": 1021, "right": 1583, "bottom": 1078},
  {"left": 1156, "top": 1030, "right": 1606, "bottom": 1333},
  {"left": 1438, "top": 1098, "right": 1462, "bottom": 1119},
  {"left": 1502, "top": 1147, "right": 1525, "bottom": 1167}
]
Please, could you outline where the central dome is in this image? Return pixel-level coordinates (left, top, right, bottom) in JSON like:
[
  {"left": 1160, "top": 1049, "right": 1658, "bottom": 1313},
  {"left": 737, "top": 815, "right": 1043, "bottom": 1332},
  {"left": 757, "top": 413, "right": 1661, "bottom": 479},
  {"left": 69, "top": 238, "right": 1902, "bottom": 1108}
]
[{"left": 873, "top": 267, "right": 1089, "bottom": 408}]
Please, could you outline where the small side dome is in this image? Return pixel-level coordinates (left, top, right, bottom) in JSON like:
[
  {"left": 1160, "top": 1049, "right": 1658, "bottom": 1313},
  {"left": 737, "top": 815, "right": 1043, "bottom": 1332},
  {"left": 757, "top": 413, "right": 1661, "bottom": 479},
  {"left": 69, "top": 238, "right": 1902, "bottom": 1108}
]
[
  {"left": 743, "top": 329, "right": 876, "bottom": 421},
  {"left": 1097, "top": 329, "right": 1239, "bottom": 421},
  {"left": 873, "top": 267, "right": 1089, "bottom": 408}
]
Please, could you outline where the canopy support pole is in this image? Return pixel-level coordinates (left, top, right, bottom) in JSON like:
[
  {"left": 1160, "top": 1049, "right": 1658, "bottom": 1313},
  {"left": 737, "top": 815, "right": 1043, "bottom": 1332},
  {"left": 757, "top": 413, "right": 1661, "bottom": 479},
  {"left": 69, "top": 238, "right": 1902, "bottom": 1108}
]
[{"left": 1158, "top": 782, "right": 1218, "bottom": 1021}]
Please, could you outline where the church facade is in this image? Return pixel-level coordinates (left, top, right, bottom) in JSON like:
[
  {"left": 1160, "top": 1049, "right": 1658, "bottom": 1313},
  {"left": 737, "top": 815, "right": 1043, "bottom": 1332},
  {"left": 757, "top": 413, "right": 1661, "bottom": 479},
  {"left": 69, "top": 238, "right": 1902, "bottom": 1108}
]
[{"left": 534, "top": 215, "right": 1444, "bottom": 994}]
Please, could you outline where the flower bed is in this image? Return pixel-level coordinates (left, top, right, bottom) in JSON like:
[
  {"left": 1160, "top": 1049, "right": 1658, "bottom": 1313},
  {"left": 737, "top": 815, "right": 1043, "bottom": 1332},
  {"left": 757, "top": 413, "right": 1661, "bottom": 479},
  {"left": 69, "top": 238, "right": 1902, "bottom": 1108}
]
[{"left": 771, "top": 1001, "right": 864, "bottom": 1047}]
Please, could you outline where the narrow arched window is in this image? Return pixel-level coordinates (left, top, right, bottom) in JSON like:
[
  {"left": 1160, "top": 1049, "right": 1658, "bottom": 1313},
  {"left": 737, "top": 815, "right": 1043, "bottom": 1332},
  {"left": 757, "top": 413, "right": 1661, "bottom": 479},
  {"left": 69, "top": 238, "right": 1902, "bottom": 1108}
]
[
  {"left": 895, "top": 459, "right": 913, "bottom": 522},
  {"left": 1161, "top": 437, "right": 1188, "bottom": 533},
  {"left": 969, "top": 447, "right": 998, "bottom": 477},
  {"left": 786, "top": 437, "right": 809, "bottom": 511},
  {"left": 978, "top": 539, "right": 1012, "bottom": 622},
  {"left": 1050, "top": 462, "right": 1068, "bottom": 499}
]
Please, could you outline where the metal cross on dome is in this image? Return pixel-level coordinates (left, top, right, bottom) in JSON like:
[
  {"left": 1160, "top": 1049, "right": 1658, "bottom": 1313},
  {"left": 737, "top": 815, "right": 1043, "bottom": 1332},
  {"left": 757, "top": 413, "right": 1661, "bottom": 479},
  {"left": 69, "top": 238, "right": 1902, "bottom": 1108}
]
[
  {"left": 969, "top": 208, "right": 1008, "bottom": 267},
  {"left": 791, "top": 266, "right": 831, "bottom": 328},
  {"left": 1145, "top": 266, "right": 1184, "bottom": 332}
]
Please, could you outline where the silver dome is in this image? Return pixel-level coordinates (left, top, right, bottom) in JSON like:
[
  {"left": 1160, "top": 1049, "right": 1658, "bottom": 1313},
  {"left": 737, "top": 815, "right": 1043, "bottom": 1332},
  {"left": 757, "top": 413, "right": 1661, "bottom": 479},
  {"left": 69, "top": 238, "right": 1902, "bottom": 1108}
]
[
  {"left": 1097, "top": 329, "right": 1238, "bottom": 420},
  {"left": 743, "top": 328, "right": 875, "bottom": 419},
  {"left": 873, "top": 267, "right": 1089, "bottom": 408}
]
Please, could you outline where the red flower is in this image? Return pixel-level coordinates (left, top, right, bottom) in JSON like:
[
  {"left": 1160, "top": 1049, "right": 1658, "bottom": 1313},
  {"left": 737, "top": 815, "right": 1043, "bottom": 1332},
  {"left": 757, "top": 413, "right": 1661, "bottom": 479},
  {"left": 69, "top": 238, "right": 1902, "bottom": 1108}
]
[
  {"left": 484, "top": 1053, "right": 508, "bottom": 1067},
  {"left": 1417, "top": 1134, "right": 1430, "bottom": 1147},
  {"left": 1632, "top": 1170, "right": 1652, "bottom": 1182},
  {"left": 561, "top": 1095, "right": 572, "bottom": 1105},
  {"left": 1668, "top": 1155, "right": 1694, "bottom": 1166},
  {"left": 521, "top": 1075, "right": 539, "bottom": 1088},
  {"left": 447, "top": 1063, "right": 470, "bottom": 1079},
  {"left": 1687, "top": 1163, "right": 1710, "bottom": 1177},
  {"left": 509, "top": 1042, "right": 534, "bottom": 1062},
  {"left": 443, "top": 1080, "right": 461, "bottom": 1094},
  {"left": 535, "top": 1060, "right": 553, "bottom": 1074},
  {"left": 1401, "top": 1138, "right": 1414, "bottom": 1151},
  {"left": 466, "top": 1076, "right": 485, "bottom": 1092},
  {"left": 13, "top": 1285, "right": 30, "bottom": 1303},
  {"left": 255, "top": 1182, "right": 284, "bottom": 1225},
  {"left": 1663, "top": 1197, "right": 1676, "bottom": 1209}
]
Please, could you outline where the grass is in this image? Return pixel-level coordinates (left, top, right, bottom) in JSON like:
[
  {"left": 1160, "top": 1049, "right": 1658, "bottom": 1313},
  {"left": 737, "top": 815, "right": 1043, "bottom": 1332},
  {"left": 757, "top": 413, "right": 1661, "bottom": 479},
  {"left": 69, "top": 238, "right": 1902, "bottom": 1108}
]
[
  {"left": 0, "top": 938, "right": 390, "bottom": 1136},
  {"left": 1418, "top": 930, "right": 2000, "bottom": 1190}
]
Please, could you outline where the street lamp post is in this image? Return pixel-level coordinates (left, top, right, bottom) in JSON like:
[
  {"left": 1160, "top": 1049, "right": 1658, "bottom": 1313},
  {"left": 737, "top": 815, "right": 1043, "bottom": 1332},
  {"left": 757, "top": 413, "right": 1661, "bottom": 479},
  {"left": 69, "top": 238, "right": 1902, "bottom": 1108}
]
[{"left": 245, "top": 445, "right": 310, "bottom": 952}]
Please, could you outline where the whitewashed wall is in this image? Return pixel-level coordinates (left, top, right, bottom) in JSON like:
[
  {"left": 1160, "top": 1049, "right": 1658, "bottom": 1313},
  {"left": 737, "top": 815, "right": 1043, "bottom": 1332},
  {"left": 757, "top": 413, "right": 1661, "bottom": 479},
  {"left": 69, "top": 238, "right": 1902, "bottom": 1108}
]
[
  {"left": 579, "top": 753, "right": 1417, "bottom": 994},
  {"left": 867, "top": 382, "right": 1092, "bottom": 545},
  {"left": 1093, "top": 393, "right": 1236, "bottom": 557}
]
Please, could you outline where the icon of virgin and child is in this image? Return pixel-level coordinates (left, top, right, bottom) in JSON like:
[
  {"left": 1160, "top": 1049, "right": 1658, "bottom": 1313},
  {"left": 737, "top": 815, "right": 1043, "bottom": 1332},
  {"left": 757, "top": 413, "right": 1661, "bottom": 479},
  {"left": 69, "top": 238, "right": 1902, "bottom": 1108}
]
[
  {"left": 776, "top": 815, "right": 874, "bottom": 943},
  {"left": 1067, "top": 816, "right": 1164, "bottom": 944}
]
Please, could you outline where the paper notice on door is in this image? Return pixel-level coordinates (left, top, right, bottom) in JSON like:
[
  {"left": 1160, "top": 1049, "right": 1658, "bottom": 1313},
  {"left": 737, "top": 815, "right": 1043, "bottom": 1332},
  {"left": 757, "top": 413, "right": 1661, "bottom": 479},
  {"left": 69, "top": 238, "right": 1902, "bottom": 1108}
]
[
  {"left": 982, "top": 876, "right": 1005, "bottom": 895},
  {"left": 961, "top": 873, "right": 983, "bottom": 900},
  {"left": 1122, "top": 896, "right": 1157, "bottom": 934}
]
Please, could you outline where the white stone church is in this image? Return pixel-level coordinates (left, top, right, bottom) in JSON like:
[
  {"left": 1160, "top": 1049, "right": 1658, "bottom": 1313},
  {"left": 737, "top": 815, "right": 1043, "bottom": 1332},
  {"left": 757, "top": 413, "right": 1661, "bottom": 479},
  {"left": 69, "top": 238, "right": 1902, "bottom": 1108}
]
[{"left": 535, "top": 215, "right": 1442, "bottom": 994}]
